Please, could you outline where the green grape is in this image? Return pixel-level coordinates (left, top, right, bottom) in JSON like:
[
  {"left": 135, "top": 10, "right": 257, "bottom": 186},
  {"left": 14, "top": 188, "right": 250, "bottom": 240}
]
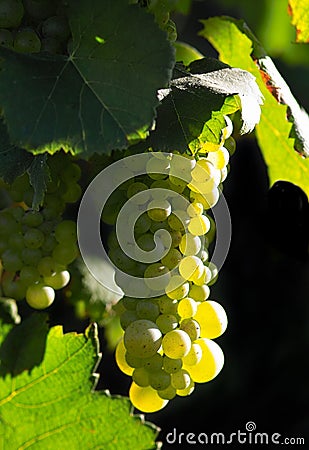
[
  {"left": 8, "top": 233, "right": 24, "bottom": 251},
  {"left": 165, "top": 275, "right": 189, "bottom": 300},
  {"left": 127, "top": 182, "right": 149, "bottom": 205},
  {"left": 171, "top": 369, "right": 191, "bottom": 390},
  {"left": 115, "top": 338, "right": 133, "bottom": 376},
  {"left": 41, "top": 235, "right": 57, "bottom": 253},
  {"left": 19, "top": 265, "right": 41, "bottom": 285},
  {"left": 222, "top": 115, "right": 234, "bottom": 140},
  {"left": 129, "top": 382, "right": 168, "bottom": 413},
  {"left": 22, "top": 248, "right": 42, "bottom": 266},
  {"left": 132, "top": 367, "right": 150, "bottom": 387},
  {"left": 179, "top": 233, "right": 201, "bottom": 256},
  {"left": 149, "top": 219, "right": 169, "bottom": 234},
  {"left": 156, "top": 314, "right": 178, "bottom": 334},
  {"left": 0, "top": 28, "right": 13, "bottom": 48},
  {"left": 136, "top": 300, "right": 160, "bottom": 322},
  {"left": 120, "top": 310, "right": 138, "bottom": 329},
  {"left": 177, "top": 297, "right": 198, "bottom": 319},
  {"left": 147, "top": 199, "right": 171, "bottom": 222},
  {"left": 158, "top": 385, "right": 176, "bottom": 400},
  {"left": 162, "top": 329, "right": 191, "bottom": 359},
  {"left": 146, "top": 156, "right": 169, "bottom": 180},
  {"left": 192, "top": 265, "right": 211, "bottom": 286},
  {"left": 24, "top": 228, "right": 45, "bottom": 249},
  {"left": 14, "top": 28, "right": 41, "bottom": 53},
  {"left": 180, "top": 318, "right": 200, "bottom": 341},
  {"left": 224, "top": 136, "right": 236, "bottom": 155},
  {"left": 54, "top": 220, "right": 77, "bottom": 243},
  {"left": 44, "top": 194, "right": 65, "bottom": 214},
  {"left": 161, "top": 248, "right": 182, "bottom": 270},
  {"left": 179, "top": 255, "right": 204, "bottom": 282},
  {"left": 144, "top": 263, "right": 170, "bottom": 291},
  {"left": 136, "top": 233, "right": 155, "bottom": 252},
  {"left": 44, "top": 270, "right": 70, "bottom": 290},
  {"left": 26, "top": 283, "right": 55, "bottom": 309},
  {"left": 183, "top": 338, "right": 224, "bottom": 383},
  {"left": 23, "top": 0, "right": 56, "bottom": 20},
  {"left": 143, "top": 353, "right": 163, "bottom": 372},
  {"left": 158, "top": 295, "right": 178, "bottom": 315},
  {"left": 3, "top": 277, "right": 26, "bottom": 300},
  {"left": 193, "top": 300, "right": 228, "bottom": 339},
  {"left": 61, "top": 182, "right": 82, "bottom": 203},
  {"left": 0, "top": 212, "right": 20, "bottom": 235},
  {"left": 9, "top": 205, "right": 24, "bottom": 222},
  {"left": 189, "top": 284, "right": 210, "bottom": 301},
  {"left": 134, "top": 213, "right": 151, "bottom": 235},
  {"left": 149, "top": 369, "right": 171, "bottom": 390},
  {"left": 41, "top": 15, "right": 71, "bottom": 42},
  {"left": 187, "top": 202, "right": 204, "bottom": 217},
  {"left": 205, "top": 261, "right": 219, "bottom": 286},
  {"left": 177, "top": 379, "right": 195, "bottom": 397},
  {"left": 123, "top": 319, "right": 162, "bottom": 358},
  {"left": 170, "top": 154, "right": 196, "bottom": 180},
  {"left": 168, "top": 210, "right": 190, "bottom": 231},
  {"left": 52, "top": 243, "right": 78, "bottom": 265},
  {"left": 2, "top": 249, "right": 23, "bottom": 271},
  {"left": 182, "top": 342, "right": 203, "bottom": 366},
  {"left": 41, "top": 36, "right": 62, "bottom": 54},
  {"left": 125, "top": 352, "right": 145, "bottom": 369},
  {"left": 190, "top": 159, "right": 219, "bottom": 183},
  {"left": 163, "top": 356, "right": 182, "bottom": 374},
  {"left": 22, "top": 211, "right": 43, "bottom": 227},
  {"left": 37, "top": 256, "right": 58, "bottom": 277},
  {"left": 188, "top": 215, "right": 211, "bottom": 236},
  {"left": 122, "top": 296, "right": 138, "bottom": 310},
  {"left": 0, "top": 0, "right": 24, "bottom": 28},
  {"left": 206, "top": 147, "right": 230, "bottom": 170}
]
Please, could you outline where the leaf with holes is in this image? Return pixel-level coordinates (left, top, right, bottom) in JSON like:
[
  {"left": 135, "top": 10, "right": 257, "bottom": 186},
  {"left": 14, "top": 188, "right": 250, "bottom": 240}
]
[
  {"left": 0, "top": 0, "right": 174, "bottom": 157},
  {"left": 0, "top": 317, "right": 159, "bottom": 449}
]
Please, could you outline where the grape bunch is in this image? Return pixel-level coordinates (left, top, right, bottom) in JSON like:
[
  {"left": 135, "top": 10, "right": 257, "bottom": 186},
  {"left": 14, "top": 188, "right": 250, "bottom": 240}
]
[
  {"left": 0, "top": 153, "right": 81, "bottom": 309},
  {"left": 102, "top": 118, "right": 235, "bottom": 412},
  {"left": 0, "top": 0, "right": 71, "bottom": 55}
]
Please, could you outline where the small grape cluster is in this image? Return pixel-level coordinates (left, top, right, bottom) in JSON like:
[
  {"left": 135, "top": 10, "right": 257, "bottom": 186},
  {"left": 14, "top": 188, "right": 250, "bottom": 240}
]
[
  {"left": 0, "top": 0, "right": 71, "bottom": 55},
  {"left": 103, "top": 119, "right": 234, "bottom": 412},
  {"left": 0, "top": 153, "right": 81, "bottom": 309}
]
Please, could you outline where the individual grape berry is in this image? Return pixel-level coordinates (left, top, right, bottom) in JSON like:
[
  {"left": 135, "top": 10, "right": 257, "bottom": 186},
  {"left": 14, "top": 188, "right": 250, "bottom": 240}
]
[
  {"left": 120, "top": 310, "right": 139, "bottom": 330},
  {"left": 44, "top": 270, "right": 70, "bottom": 290},
  {"left": 136, "top": 300, "right": 160, "bottom": 321},
  {"left": 0, "top": 0, "right": 24, "bottom": 28},
  {"left": 158, "top": 385, "right": 176, "bottom": 400},
  {"left": 171, "top": 369, "right": 191, "bottom": 390},
  {"left": 180, "top": 318, "right": 201, "bottom": 341},
  {"left": 143, "top": 353, "right": 163, "bottom": 372},
  {"left": 129, "top": 382, "right": 168, "bottom": 413},
  {"left": 14, "top": 28, "right": 41, "bottom": 53},
  {"left": 163, "top": 356, "right": 182, "bottom": 374},
  {"left": 24, "top": 228, "right": 45, "bottom": 249},
  {"left": 41, "top": 15, "right": 71, "bottom": 41},
  {"left": 182, "top": 342, "right": 203, "bottom": 366},
  {"left": 183, "top": 338, "right": 224, "bottom": 383},
  {"left": 124, "top": 319, "right": 162, "bottom": 358},
  {"left": 193, "top": 300, "right": 228, "bottom": 339},
  {"left": 26, "top": 283, "right": 55, "bottom": 309},
  {"left": 149, "top": 369, "right": 171, "bottom": 390},
  {"left": 115, "top": 338, "right": 134, "bottom": 376},
  {"left": 156, "top": 313, "right": 178, "bottom": 334},
  {"left": 132, "top": 367, "right": 150, "bottom": 387},
  {"left": 54, "top": 220, "right": 77, "bottom": 243},
  {"left": 125, "top": 352, "right": 145, "bottom": 369},
  {"left": 162, "top": 329, "right": 191, "bottom": 359}
]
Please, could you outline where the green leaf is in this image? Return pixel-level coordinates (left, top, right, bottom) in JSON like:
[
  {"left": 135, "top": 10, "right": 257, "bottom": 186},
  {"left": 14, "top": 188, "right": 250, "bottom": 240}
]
[
  {"left": 200, "top": 17, "right": 309, "bottom": 198},
  {"left": 0, "top": 313, "right": 49, "bottom": 376},
  {"left": 0, "top": 0, "right": 174, "bottom": 157},
  {"left": 0, "top": 319, "right": 159, "bottom": 449},
  {"left": 289, "top": 0, "right": 309, "bottom": 43},
  {"left": 148, "top": 57, "right": 261, "bottom": 152}
]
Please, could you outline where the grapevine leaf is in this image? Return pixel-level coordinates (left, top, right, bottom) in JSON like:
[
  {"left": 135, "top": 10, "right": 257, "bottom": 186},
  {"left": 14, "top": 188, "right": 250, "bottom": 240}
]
[
  {"left": 0, "top": 0, "right": 174, "bottom": 157},
  {"left": 288, "top": 0, "right": 309, "bottom": 43},
  {"left": 0, "top": 320, "right": 159, "bottom": 449},
  {"left": 0, "top": 313, "right": 49, "bottom": 376},
  {"left": 0, "top": 119, "right": 33, "bottom": 183},
  {"left": 0, "top": 298, "right": 21, "bottom": 325},
  {"left": 148, "top": 57, "right": 261, "bottom": 152},
  {"left": 200, "top": 17, "right": 309, "bottom": 198}
]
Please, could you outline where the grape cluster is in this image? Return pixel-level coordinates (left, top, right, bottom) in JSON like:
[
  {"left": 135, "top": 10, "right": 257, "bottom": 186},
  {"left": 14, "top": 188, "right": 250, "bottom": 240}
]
[
  {"left": 103, "top": 119, "right": 235, "bottom": 412},
  {"left": 0, "top": 153, "right": 81, "bottom": 309},
  {"left": 0, "top": 0, "right": 71, "bottom": 55}
]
